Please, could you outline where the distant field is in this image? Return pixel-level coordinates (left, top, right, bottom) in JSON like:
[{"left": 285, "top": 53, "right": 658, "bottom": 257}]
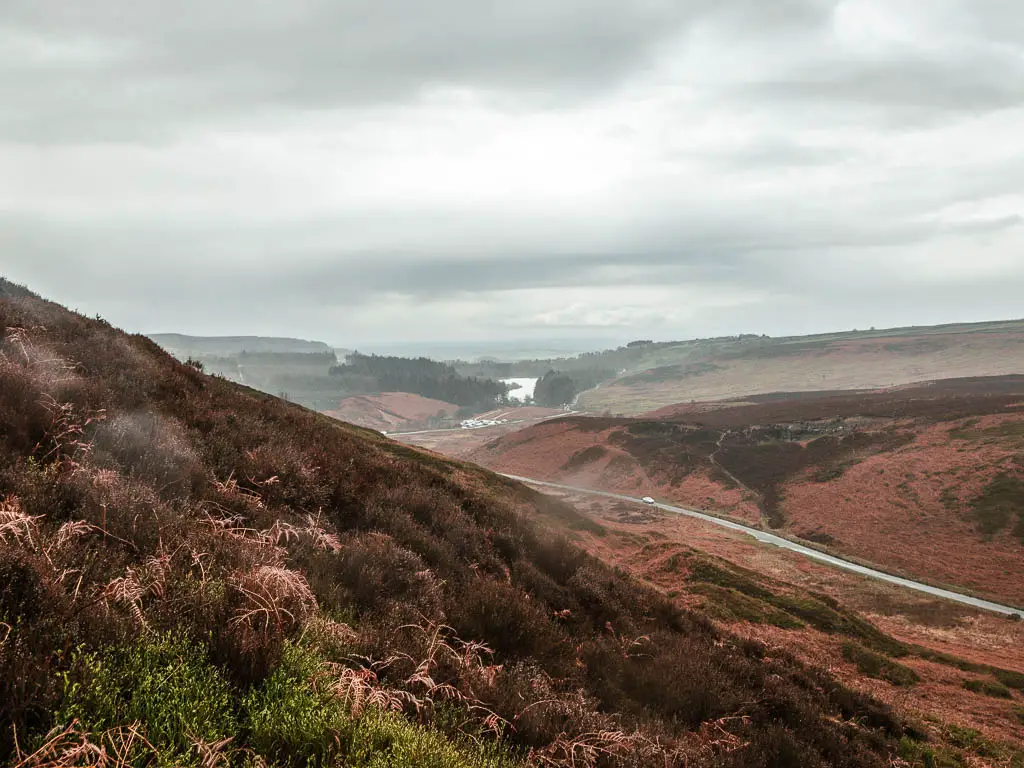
[
  {"left": 471, "top": 376, "right": 1024, "bottom": 606},
  {"left": 576, "top": 322, "right": 1024, "bottom": 415},
  {"left": 324, "top": 392, "right": 462, "bottom": 432}
]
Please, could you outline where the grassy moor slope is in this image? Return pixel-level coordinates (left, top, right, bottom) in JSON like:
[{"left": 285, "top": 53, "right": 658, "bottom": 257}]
[
  {"left": 0, "top": 277, "right": 953, "bottom": 767},
  {"left": 577, "top": 324, "right": 1024, "bottom": 415},
  {"left": 324, "top": 392, "right": 462, "bottom": 432},
  {"left": 473, "top": 379, "right": 1024, "bottom": 606}
]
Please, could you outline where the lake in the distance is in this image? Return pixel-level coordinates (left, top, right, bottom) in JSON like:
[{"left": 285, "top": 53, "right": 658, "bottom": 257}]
[{"left": 501, "top": 377, "right": 538, "bottom": 402}]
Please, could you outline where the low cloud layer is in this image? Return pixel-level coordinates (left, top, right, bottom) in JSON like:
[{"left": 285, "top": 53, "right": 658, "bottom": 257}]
[{"left": 3, "top": 0, "right": 1023, "bottom": 346}]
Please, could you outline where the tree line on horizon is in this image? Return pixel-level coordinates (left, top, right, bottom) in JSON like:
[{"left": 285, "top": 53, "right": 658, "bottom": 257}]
[{"left": 330, "top": 352, "right": 510, "bottom": 409}]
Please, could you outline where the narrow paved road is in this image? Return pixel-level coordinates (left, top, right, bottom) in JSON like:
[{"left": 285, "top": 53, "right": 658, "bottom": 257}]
[{"left": 500, "top": 474, "right": 1024, "bottom": 619}]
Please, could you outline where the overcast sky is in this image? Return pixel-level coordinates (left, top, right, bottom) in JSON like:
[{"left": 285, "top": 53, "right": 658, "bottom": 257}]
[{"left": 2, "top": 1, "right": 1023, "bottom": 349}]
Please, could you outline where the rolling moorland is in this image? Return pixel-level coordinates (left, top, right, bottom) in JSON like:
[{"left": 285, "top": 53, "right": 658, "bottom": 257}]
[
  {"left": 580, "top": 325, "right": 1024, "bottom": 415},
  {"left": 468, "top": 378, "right": 1024, "bottom": 608},
  {"left": 453, "top": 321, "right": 1024, "bottom": 416},
  {"left": 13, "top": 279, "right": 1024, "bottom": 765}
]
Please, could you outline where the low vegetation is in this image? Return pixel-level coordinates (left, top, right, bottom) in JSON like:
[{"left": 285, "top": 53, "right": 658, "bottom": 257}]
[
  {"left": 841, "top": 644, "right": 920, "bottom": 688},
  {"left": 962, "top": 678, "right": 1013, "bottom": 700},
  {"left": 2, "top": 278, "right": 939, "bottom": 766},
  {"left": 561, "top": 445, "right": 607, "bottom": 472},
  {"left": 969, "top": 472, "right": 1024, "bottom": 543},
  {"left": 649, "top": 544, "right": 1024, "bottom": 698}
]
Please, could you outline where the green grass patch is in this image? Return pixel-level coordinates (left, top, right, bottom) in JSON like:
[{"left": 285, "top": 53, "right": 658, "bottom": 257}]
[
  {"left": 686, "top": 558, "right": 908, "bottom": 656},
  {"left": 993, "top": 668, "right": 1024, "bottom": 691},
  {"left": 968, "top": 472, "right": 1024, "bottom": 541},
  {"left": 690, "top": 583, "right": 804, "bottom": 629},
  {"left": 345, "top": 709, "right": 519, "bottom": 768},
  {"left": 811, "top": 460, "right": 859, "bottom": 483},
  {"left": 901, "top": 724, "right": 1024, "bottom": 768},
  {"left": 950, "top": 420, "right": 1024, "bottom": 442},
  {"left": 841, "top": 643, "right": 920, "bottom": 687},
  {"left": 962, "top": 678, "right": 1013, "bottom": 699},
  {"left": 897, "top": 737, "right": 967, "bottom": 768},
  {"left": 54, "top": 632, "right": 237, "bottom": 763},
  {"left": 942, "top": 725, "right": 1016, "bottom": 762},
  {"left": 244, "top": 643, "right": 348, "bottom": 766},
  {"left": 246, "top": 643, "right": 519, "bottom": 768}
]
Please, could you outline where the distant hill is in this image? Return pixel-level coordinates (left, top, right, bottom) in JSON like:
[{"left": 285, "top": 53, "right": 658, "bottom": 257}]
[
  {"left": 581, "top": 322, "right": 1024, "bottom": 414},
  {"left": 148, "top": 333, "right": 333, "bottom": 358},
  {"left": 452, "top": 320, "right": 1024, "bottom": 415}
]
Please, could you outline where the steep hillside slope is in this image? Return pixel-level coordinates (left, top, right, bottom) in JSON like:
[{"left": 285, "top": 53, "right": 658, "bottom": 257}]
[
  {"left": 472, "top": 379, "right": 1024, "bottom": 606},
  {"left": 0, "top": 278, "right": 938, "bottom": 766}
]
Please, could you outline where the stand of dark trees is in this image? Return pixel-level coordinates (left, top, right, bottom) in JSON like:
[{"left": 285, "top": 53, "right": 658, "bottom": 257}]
[
  {"left": 330, "top": 352, "right": 509, "bottom": 409},
  {"left": 528, "top": 370, "right": 585, "bottom": 409}
]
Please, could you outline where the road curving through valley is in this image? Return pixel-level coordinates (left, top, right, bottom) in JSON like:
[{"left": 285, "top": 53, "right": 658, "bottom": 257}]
[{"left": 500, "top": 473, "right": 1024, "bottom": 619}]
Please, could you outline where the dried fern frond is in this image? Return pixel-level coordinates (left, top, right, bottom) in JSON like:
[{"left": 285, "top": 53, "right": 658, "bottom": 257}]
[
  {"left": 229, "top": 565, "right": 317, "bottom": 635},
  {"left": 530, "top": 729, "right": 652, "bottom": 768},
  {"left": 262, "top": 520, "right": 300, "bottom": 547},
  {"left": 212, "top": 473, "right": 266, "bottom": 510},
  {"left": 0, "top": 497, "right": 42, "bottom": 548},
  {"left": 192, "top": 736, "right": 235, "bottom": 768},
  {"left": 325, "top": 664, "right": 417, "bottom": 718},
  {"left": 102, "top": 571, "right": 146, "bottom": 627},
  {"left": 12, "top": 719, "right": 158, "bottom": 768},
  {"left": 53, "top": 520, "right": 97, "bottom": 550},
  {"left": 139, "top": 553, "right": 172, "bottom": 599},
  {"left": 303, "top": 510, "right": 341, "bottom": 553}
]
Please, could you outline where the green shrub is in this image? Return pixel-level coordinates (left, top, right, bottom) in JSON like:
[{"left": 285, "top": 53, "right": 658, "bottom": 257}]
[
  {"left": 993, "top": 668, "right": 1024, "bottom": 691},
  {"left": 897, "top": 736, "right": 966, "bottom": 768},
  {"left": 942, "top": 725, "right": 1004, "bottom": 760},
  {"left": 244, "top": 643, "right": 519, "bottom": 768},
  {"left": 962, "top": 678, "right": 1013, "bottom": 699},
  {"left": 54, "top": 632, "right": 236, "bottom": 761},
  {"left": 842, "top": 643, "right": 920, "bottom": 687},
  {"left": 243, "top": 643, "right": 347, "bottom": 766},
  {"left": 690, "top": 583, "right": 804, "bottom": 629},
  {"left": 345, "top": 709, "right": 518, "bottom": 768},
  {"left": 969, "top": 472, "right": 1024, "bottom": 541}
]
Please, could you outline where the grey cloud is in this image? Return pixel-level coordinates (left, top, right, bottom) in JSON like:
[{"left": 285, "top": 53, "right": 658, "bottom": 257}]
[
  {"left": 1, "top": 0, "right": 710, "bottom": 142},
  {"left": 697, "top": 139, "right": 852, "bottom": 169},
  {"left": 5, "top": 199, "right": 1008, "bottom": 313},
  {"left": 743, "top": 51, "right": 1024, "bottom": 117},
  {"left": 3, "top": 1, "right": 1024, "bottom": 343}
]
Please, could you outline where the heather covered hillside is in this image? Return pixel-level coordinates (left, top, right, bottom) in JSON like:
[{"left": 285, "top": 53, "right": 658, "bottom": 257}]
[
  {"left": 471, "top": 380, "right": 1024, "bottom": 606},
  {"left": 0, "top": 278, "right": 945, "bottom": 767}
]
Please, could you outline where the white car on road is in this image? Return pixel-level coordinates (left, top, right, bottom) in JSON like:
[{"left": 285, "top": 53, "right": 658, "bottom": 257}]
[{"left": 641, "top": 496, "right": 655, "bottom": 505}]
